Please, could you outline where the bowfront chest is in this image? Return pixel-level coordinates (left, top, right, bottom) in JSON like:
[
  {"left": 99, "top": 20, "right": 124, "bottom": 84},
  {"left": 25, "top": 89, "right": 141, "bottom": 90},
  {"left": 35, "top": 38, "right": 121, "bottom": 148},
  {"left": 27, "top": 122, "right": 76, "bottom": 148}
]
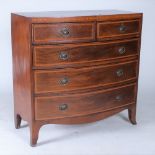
[{"left": 11, "top": 10, "right": 143, "bottom": 146}]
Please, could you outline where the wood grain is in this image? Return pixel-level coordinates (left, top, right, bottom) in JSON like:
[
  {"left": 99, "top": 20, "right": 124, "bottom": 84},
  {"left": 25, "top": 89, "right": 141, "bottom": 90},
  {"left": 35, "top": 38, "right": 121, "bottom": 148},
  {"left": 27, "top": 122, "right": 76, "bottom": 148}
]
[
  {"left": 34, "top": 61, "right": 138, "bottom": 94},
  {"left": 32, "top": 23, "right": 96, "bottom": 44},
  {"left": 11, "top": 14, "right": 33, "bottom": 123},
  {"left": 35, "top": 84, "right": 136, "bottom": 120},
  {"left": 97, "top": 20, "right": 140, "bottom": 40},
  {"left": 33, "top": 38, "right": 139, "bottom": 68}
]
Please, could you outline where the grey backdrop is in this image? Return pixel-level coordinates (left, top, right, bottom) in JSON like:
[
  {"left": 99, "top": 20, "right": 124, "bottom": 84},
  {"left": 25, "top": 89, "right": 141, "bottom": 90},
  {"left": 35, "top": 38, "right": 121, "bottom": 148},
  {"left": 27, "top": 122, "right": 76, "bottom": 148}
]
[{"left": 0, "top": 0, "right": 155, "bottom": 154}]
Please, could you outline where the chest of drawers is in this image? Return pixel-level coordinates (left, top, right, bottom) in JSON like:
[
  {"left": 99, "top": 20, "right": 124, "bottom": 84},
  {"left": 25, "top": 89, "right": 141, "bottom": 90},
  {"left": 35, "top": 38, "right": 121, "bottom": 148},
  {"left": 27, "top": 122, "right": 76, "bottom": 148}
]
[{"left": 11, "top": 10, "right": 143, "bottom": 146}]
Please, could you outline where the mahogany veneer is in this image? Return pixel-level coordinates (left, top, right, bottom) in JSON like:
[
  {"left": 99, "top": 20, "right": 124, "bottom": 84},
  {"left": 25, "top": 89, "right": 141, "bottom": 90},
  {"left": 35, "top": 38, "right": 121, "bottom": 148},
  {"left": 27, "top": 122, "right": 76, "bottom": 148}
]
[{"left": 11, "top": 10, "right": 143, "bottom": 146}]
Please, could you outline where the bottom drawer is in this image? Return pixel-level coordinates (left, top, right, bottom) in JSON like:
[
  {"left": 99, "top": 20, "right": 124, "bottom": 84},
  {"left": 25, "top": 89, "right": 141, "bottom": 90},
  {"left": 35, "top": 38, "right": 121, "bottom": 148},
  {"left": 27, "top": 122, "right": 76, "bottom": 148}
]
[{"left": 35, "top": 84, "right": 136, "bottom": 120}]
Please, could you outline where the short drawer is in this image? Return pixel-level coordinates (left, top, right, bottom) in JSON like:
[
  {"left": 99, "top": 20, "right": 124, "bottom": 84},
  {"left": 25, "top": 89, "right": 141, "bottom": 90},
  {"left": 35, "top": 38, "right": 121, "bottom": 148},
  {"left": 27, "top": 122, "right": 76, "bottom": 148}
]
[
  {"left": 33, "top": 39, "right": 139, "bottom": 68},
  {"left": 35, "top": 84, "right": 136, "bottom": 120},
  {"left": 34, "top": 61, "right": 137, "bottom": 94},
  {"left": 32, "top": 23, "right": 96, "bottom": 44},
  {"left": 97, "top": 20, "right": 140, "bottom": 40}
]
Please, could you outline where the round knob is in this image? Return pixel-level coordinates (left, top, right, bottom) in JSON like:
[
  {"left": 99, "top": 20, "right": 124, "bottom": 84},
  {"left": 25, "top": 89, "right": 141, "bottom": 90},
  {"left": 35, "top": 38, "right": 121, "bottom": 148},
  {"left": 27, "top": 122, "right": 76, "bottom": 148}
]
[
  {"left": 59, "top": 52, "right": 69, "bottom": 60},
  {"left": 59, "top": 77, "right": 69, "bottom": 85},
  {"left": 61, "top": 28, "right": 70, "bottom": 36},
  {"left": 119, "top": 25, "right": 127, "bottom": 33},
  {"left": 59, "top": 104, "right": 68, "bottom": 111},
  {"left": 118, "top": 47, "right": 126, "bottom": 55},
  {"left": 116, "top": 69, "right": 124, "bottom": 77},
  {"left": 115, "top": 95, "right": 123, "bottom": 101}
]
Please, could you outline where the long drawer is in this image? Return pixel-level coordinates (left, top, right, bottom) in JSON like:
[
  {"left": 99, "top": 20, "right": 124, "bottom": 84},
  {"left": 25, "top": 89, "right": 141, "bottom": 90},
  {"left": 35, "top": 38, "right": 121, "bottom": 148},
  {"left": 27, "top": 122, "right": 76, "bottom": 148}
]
[
  {"left": 35, "top": 84, "right": 136, "bottom": 120},
  {"left": 33, "top": 39, "right": 139, "bottom": 68},
  {"left": 34, "top": 61, "right": 138, "bottom": 94}
]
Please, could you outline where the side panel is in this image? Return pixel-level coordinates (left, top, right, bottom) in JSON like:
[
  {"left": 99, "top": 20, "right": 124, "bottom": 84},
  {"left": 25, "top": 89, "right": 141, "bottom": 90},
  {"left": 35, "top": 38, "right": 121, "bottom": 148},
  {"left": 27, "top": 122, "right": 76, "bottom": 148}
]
[{"left": 11, "top": 14, "right": 33, "bottom": 122}]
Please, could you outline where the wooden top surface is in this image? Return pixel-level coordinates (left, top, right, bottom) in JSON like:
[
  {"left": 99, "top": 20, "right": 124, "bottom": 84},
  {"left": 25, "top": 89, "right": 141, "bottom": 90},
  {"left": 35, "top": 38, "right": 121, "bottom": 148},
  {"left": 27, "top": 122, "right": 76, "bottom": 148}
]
[
  {"left": 13, "top": 10, "right": 140, "bottom": 18},
  {"left": 12, "top": 10, "right": 142, "bottom": 23}
]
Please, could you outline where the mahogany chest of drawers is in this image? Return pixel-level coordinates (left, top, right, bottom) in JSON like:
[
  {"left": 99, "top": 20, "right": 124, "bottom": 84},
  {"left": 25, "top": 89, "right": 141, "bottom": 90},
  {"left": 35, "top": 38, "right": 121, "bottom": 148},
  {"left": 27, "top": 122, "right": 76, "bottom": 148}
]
[{"left": 11, "top": 10, "right": 143, "bottom": 146}]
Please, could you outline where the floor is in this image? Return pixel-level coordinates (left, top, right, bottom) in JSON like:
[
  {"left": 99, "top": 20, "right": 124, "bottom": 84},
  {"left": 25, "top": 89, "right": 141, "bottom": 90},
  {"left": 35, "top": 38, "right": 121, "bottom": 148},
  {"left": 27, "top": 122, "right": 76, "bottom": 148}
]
[{"left": 0, "top": 90, "right": 155, "bottom": 155}]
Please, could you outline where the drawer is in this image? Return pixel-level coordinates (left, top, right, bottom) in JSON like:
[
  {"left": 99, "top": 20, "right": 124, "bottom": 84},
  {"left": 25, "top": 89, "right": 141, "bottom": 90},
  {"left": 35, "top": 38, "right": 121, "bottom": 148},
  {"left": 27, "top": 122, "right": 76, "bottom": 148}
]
[
  {"left": 35, "top": 84, "right": 136, "bottom": 120},
  {"left": 34, "top": 61, "right": 137, "bottom": 94},
  {"left": 33, "top": 39, "right": 139, "bottom": 68},
  {"left": 97, "top": 20, "right": 140, "bottom": 40},
  {"left": 32, "top": 23, "right": 96, "bottom": 44}
]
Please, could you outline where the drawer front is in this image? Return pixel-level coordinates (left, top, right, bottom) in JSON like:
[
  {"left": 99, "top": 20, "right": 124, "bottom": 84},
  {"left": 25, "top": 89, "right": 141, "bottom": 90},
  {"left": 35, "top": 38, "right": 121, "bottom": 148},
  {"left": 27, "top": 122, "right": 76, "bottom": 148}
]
[
  {"left": 32, "top": 23, "right": 95, "bottom": 44},
  {"left": 34, "top": 61, "right": 137, "bottom": 94},
  {"left": 97, "top": 20, "right": 140, "bottom": 40},
  {"left": 33, "top": 39, "right": 139, "bottom": 68},
  {"left": 35, "top": 84, "right": 136, "bottom": 120}
]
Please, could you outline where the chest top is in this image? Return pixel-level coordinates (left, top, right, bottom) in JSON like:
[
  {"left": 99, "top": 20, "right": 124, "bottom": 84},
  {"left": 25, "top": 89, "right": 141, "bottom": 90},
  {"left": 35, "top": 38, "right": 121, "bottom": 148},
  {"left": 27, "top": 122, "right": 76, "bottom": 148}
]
[{"left": 12, "top": 10, "right": 142, "bottom": 22}]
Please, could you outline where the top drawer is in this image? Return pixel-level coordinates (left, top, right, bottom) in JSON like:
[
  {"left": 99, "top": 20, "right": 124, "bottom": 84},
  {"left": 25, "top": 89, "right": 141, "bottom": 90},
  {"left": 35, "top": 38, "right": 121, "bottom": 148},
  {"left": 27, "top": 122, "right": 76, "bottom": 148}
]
[
  {"left": 32, "top": 23, "right": 96, "bottom": 44},
  {"left": 97, "top": 20, "right": 140, "bottom": 40}
]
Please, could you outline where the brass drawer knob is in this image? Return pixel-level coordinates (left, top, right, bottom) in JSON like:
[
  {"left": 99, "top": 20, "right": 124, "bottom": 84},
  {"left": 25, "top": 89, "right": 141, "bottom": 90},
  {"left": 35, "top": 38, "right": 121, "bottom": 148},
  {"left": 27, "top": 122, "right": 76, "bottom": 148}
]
[
  {"left": 115, "top": 95, "right": 123, "bottom": 101},
  {"left": 61, "top": 28, "right": 70, "bottom": 36},
  {"left": 119, "top": 25, "right": 127, "bottom": 33},
  {"left": 118, "top": 47, "right": 126, "bottom": 54},
  {"left": 59, "top": 104, "right": 68, "bottom": 111},
  {"left": 59, "top": 52, "right": 69, "bottom": 60},
  {"left": 116, "top": 69, "right": 124, "bottom": 77},
  {"left": 59, "top": 77, "right": 69, "bottom": 85}
]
